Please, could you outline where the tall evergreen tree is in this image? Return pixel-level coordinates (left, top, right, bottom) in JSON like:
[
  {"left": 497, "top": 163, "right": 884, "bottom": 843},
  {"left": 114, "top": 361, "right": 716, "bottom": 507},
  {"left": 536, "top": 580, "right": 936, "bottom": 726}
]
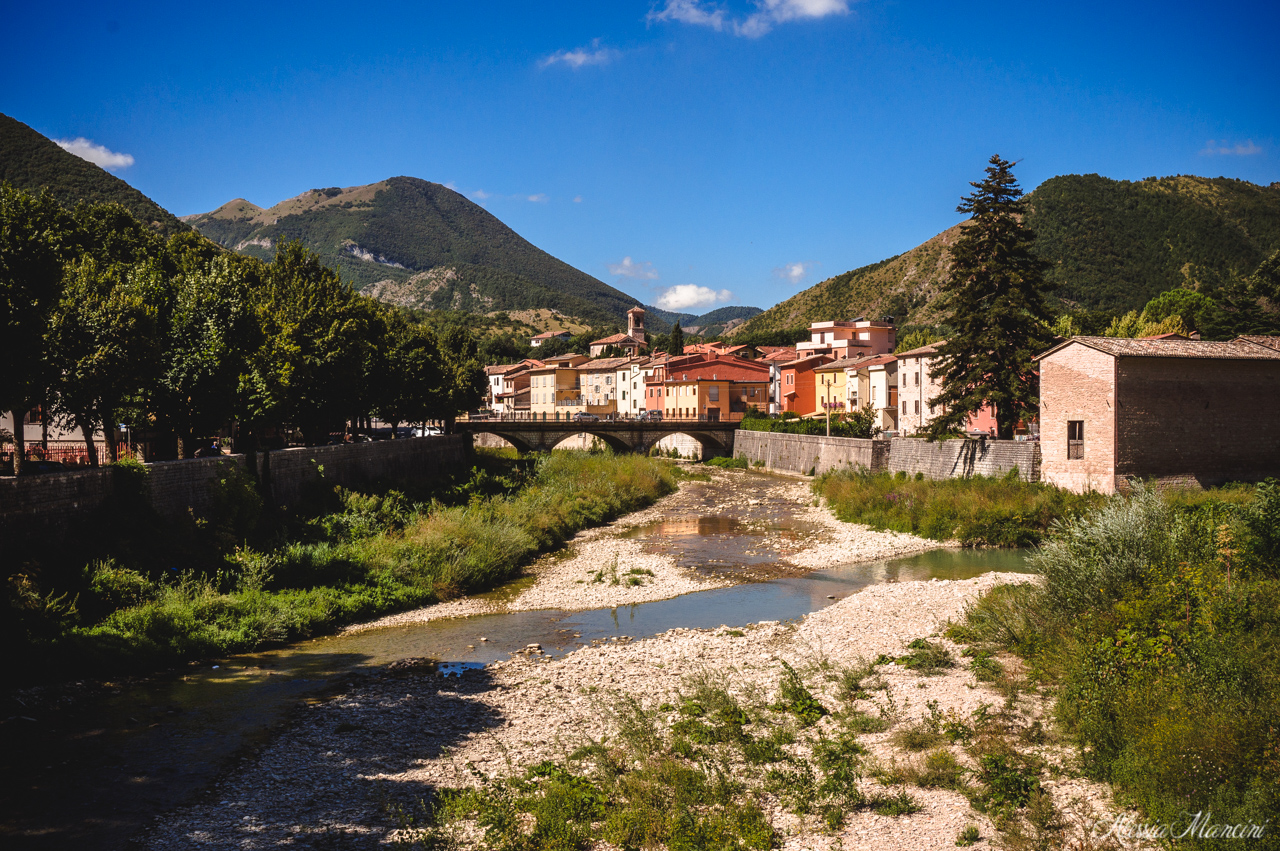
[
  {"left": 669, "top": 321, "right": 685, "bottom": 356},
  {"left": 925, "top": 156, "right": 1054, "bottom": 440}
]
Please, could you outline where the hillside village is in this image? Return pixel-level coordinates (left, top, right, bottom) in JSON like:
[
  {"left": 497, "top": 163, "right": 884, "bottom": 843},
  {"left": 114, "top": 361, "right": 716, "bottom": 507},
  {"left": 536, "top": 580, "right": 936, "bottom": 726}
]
[{"left": 483, "top": 307, "right": 1280, "bottom": 495}]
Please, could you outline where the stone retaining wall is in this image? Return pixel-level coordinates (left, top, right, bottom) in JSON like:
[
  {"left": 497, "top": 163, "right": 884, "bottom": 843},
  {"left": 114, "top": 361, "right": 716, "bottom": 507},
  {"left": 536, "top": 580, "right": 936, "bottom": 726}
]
[
  {"left": 0, "top": 436, "right": 470, "bottom": 547},
  {"left": 732, "top": 430, "right": 1038, "bottom": 482},
  {"left": 732, "top": 431, "right": 886, "bottom": 477},
  {"left": 886, "top": 437, "right": 1039, "bottom": 483}
]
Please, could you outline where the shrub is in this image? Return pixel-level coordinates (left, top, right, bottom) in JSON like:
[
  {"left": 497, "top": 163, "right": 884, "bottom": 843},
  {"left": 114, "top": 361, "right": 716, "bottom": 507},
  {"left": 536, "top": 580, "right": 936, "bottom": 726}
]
[{"left": 814, "top": 468, "right": 1101, "bottom": 547}]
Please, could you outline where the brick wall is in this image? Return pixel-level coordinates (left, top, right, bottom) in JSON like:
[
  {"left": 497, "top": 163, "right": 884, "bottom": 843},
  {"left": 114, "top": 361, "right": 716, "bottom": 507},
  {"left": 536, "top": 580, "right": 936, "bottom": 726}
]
[
  {"left": 1039, "top": 344, "right": 1118, "bottom": 493},
  {"left": 0, "top": 436, "right": 470, "bottom": 546},
  {"left": 886, "top": 437, "right": 1039, "bottom": 482},
  {"left": 732, "top": 430, "right": 886, "bottom": 476},
  {"left": 1114, "top": 357, "right": 1280, "bottom": 489}
]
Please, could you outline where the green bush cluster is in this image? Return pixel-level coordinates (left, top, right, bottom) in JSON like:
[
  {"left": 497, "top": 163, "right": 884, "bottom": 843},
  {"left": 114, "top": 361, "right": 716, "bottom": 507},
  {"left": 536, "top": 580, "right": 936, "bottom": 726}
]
[
  {"left": 813, "top": 468, "right": 1102, "bottom": 547},
  {"left": 954, "top": 481, "right": 1280, "bottom": 847},
  {"left": 740, "top": 408, "right": 878, "bottom": 439},
  {"left": 5, "top": 451, "right": 678, "bottom": 678}
]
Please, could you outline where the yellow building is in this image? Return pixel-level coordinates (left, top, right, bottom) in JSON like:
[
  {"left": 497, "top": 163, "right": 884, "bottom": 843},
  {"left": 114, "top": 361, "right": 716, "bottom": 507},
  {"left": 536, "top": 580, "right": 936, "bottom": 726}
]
[{"left": 527, "top": 354, "right": 589, "bottom": 419}]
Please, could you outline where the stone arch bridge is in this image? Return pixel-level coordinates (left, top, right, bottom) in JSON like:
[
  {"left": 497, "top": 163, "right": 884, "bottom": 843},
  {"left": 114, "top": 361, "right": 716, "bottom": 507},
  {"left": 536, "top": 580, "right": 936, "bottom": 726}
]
[{"left": 457, "top": 419, "right": 739, "bottom": 457}]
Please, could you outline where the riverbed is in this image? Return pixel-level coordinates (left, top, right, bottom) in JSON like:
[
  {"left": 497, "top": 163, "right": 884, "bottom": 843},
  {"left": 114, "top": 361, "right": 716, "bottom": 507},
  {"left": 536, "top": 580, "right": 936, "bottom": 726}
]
[{"left": 1, "top": 468, "right": 1036, "bottom": 850}]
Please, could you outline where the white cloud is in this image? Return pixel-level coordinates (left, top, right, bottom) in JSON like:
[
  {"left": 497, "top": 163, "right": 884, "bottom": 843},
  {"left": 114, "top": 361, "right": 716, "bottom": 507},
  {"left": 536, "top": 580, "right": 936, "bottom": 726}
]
[
  {"left": 648, "top": 0, "right": 850, "bottom": 38},
  {"left": 655, "top": 284, "right": 733, "bottom": 310},
  {"left": 540, "top": 39, "right": 619, "bottom": 69},
  {"left": 55, "top": 137, "right": 135, "bottom": 170},
  {"left": 647, "top": 0, "right": 726, "bottom": 30},
  {"left": 573, "top": 195, "right": 584, "bottom": 203},
  {"left": 527, "top": 193, "right": 549, "bottom": 203},
  {"left": 1200, "top": 139, "right": 1262, "bottom": 156},
  {"left": 609, "top": 256, "right": 660, "bottom": 279},
  {"left": 774, "top": 260, "right": 816, "bottom": 285},
  {"left": 471, "top": 189, "right": 492, "bottom": 200}
]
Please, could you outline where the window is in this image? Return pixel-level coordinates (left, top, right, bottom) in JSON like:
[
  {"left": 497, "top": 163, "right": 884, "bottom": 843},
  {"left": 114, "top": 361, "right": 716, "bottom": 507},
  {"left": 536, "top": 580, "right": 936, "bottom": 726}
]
[
  {"left": 1068, "top": 421, "right": 1084, "bottom": 459},
  {"left": 708, "top": 386, "right": 719, "bottom": 401},
  {"left": 902, "top": 400, "right": 907, "bottom": 414},
  {"left": 914, "top": 372, "right": 920, "bottom": 386},
  {"left": 914, "top": 400, "right": 921, "bottom": 414},
  {"left": 606, "top": 376, "right": 612, "bottom": 385}
]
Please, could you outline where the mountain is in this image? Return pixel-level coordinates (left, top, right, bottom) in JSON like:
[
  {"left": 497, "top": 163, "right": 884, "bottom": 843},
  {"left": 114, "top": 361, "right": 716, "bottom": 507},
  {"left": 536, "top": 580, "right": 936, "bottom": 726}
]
[
  {"left": 185, "top": 178, "right": 641, "bottom": 326},
  {"left": 0, "top": 113, "right": 187, "bottom": 235},
  {"left": 642, "top": 304, "right": 763, "bottom": 335},
  {"left": 741, "top": 174, "right": 1280, "bottom": 334}
]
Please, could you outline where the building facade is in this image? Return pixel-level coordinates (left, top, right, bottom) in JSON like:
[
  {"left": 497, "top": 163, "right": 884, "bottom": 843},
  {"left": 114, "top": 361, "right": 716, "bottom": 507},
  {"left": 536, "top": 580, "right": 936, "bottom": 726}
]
[{"left": 1037, "top": 336, "right": 1280, "bottom": 494}]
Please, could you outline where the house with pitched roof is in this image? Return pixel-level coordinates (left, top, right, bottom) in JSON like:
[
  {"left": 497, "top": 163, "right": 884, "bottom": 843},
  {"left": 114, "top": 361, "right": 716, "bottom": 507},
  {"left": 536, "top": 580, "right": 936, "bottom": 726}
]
[
  {"left": 1035, "top": 335, "right": 1280, "bottom": 493},
  {"left": 589, "top": 307, "right": 649, "bottom": 357}
]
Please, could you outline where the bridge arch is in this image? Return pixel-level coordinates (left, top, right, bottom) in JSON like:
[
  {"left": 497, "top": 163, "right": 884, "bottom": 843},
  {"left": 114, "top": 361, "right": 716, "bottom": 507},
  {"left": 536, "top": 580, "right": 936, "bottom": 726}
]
[{"left": 459, "top": 420, "right": 738, "bottom": 457}]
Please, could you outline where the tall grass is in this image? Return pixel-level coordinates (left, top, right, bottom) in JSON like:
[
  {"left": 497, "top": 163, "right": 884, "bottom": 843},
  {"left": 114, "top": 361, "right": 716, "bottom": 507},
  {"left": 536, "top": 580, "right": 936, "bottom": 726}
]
[
  {"left": 952, "top": 481, "right": 1280, "bottom": 848},
  {"left": 11, "top": 451, "right": 679, "bottom": 678},
  {"left": 814, "top": 469, "right": 1102, "bottom": 546}
]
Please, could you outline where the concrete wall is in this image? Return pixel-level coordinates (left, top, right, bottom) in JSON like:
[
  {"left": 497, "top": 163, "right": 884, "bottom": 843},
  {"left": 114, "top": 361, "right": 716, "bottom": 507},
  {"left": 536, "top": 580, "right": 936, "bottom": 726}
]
[
  {"left": 732, "top": 430, "right": 886, "bottom": 477},
  {"left": 886, "top": 437, "right": 1039, "bottom": 483},
  {"left": 732, "top": 430, "right": 1037, "bottom": 481},
  {"left": 0, "top": 436, "right": 470, "bottom": 546}
]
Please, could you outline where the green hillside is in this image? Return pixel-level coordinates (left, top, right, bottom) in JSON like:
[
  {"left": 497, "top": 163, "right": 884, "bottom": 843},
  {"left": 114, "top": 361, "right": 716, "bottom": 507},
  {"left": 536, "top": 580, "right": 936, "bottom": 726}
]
[
  {"left": 186, "top": 177, "right": 641, "bottom": 325},
  {"left": 0, "top": 113, "right": 187, "bottom": 235},
  {"left": 742, "top": 174, "right": 1280, "bottom": 334}
]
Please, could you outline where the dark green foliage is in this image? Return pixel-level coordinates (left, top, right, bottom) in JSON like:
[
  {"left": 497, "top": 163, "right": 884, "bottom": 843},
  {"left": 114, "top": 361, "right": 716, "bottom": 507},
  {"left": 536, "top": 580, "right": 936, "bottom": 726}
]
[
  {"left": 740, "top": 406, "right": 878, "bottom": 439},
  {"left": 705, "top": 455, "right": 749, "bottom": 469},
  {"left": 926, "top": 156, "right": 1055, "bottom": 440},
  {"left": 814, "top": 468, "right": 1102, "bottom": 547},
  {"left": 4, "top": 452, "right": 678, "bottom": 680},
  {"left": 0, "top": 113, "right": 187, "bottom": 235},
  {"left": 774, "top": 661, "right": 828, "bottom": 726},
  {"left": 1028, "top": 174, "right": 1280, "bottom": 314},
  {"left": 956, "top": 824, "right": 981, "bottom": 846},
  {"left": 896, "top": 638, "right": 956, "bottom": 674},
  {"left": 952, "top": 481, "right": 1280, "bottom": 846}
]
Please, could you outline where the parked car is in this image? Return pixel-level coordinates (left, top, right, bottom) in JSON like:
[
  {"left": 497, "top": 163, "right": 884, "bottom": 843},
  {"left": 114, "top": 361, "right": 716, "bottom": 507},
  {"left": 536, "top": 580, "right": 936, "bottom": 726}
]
[
  {"left": 412, "top": 426, "right": 443, "bottom": 437},
  {"left": 572, "top": 412, "right": 600, "bottom": 423},
  {"left": 638, "top": 410, "right": 663, "bottom": 422}
]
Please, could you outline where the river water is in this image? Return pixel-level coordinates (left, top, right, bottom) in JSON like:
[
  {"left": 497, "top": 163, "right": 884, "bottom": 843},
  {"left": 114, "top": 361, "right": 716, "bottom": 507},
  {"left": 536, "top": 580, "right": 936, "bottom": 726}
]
[{"left": 0, "top": 472, "right": 1031, "bottom": 850}]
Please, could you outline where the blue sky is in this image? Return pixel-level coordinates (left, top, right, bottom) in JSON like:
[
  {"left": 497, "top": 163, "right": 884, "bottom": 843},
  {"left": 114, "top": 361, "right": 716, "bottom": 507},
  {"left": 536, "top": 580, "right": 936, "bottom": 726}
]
[{"left": 4, "top": 1, "right": 1277, "bottom": 312}]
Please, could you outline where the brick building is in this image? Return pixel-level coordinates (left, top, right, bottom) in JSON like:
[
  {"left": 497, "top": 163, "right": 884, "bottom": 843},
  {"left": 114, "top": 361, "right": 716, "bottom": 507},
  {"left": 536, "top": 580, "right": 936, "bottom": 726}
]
[{"left": 1036, "top": 336, "right": 1280, "bottom": 493}]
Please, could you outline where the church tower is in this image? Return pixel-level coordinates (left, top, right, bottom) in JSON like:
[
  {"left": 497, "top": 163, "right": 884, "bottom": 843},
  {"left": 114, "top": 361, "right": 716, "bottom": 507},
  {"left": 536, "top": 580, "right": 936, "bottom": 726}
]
[{"left": 626, "top": 306, "right": 646, "bottom": 341}]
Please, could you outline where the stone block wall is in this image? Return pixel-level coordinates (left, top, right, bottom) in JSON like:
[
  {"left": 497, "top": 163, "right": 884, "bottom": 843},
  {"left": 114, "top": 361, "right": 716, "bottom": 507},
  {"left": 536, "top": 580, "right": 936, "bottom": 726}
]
[
  {"left": 0, "top": 436, "right": 470, "bottom": 548},
  {"left": 732, "top": 431, "right": 886, "bottom": 476},
  {"left": 886, "top": 437, "right": 1039, "bottom": 482},
  {"left": 732, "top": 430, "right": 1037, "bottom": 481}
]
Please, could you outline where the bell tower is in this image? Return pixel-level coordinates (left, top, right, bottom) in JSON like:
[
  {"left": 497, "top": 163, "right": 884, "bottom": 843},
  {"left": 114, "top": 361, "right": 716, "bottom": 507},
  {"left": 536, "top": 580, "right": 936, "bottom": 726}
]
[{"left": 627, "top": 306, "right": 646, "bottom": 341}]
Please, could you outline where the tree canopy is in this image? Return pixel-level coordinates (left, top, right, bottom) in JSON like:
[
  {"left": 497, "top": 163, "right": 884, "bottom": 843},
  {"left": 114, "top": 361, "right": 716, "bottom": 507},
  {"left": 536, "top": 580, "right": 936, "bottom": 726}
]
[
  {"left": 0, "top": 185, "right": 486, "bottom": 467},
  {"left": 926, "top": 156, "right": 1055, "bottom": 440}
]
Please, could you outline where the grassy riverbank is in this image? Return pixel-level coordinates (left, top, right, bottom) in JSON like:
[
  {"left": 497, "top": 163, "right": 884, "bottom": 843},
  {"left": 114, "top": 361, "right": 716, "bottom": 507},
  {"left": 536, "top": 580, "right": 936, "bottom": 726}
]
[
  {"left": 949, "top": 481, "right": 1279, "bottom": 846},
  {"left": 5, "top": 450, "right": 679, "bottom": 680},
  {"left": 813, "top": 469, "right": 1102, "bottom": 547}
]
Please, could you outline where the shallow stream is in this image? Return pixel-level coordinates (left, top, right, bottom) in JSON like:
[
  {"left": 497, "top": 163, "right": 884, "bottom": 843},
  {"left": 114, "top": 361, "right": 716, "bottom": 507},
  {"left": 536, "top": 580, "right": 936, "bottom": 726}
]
[{"left": 1, "top": 473, "right": 1031, "bottom": 850}]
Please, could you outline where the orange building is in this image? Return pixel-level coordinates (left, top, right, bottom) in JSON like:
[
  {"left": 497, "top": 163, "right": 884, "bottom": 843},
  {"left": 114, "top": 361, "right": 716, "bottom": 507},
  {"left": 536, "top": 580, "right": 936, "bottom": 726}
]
[
  {"left": 645, "top": 356, "right": 770, "bottom": 420},
  {"left": 779, "top": 353, "right": 834, "bottom": 416}
]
